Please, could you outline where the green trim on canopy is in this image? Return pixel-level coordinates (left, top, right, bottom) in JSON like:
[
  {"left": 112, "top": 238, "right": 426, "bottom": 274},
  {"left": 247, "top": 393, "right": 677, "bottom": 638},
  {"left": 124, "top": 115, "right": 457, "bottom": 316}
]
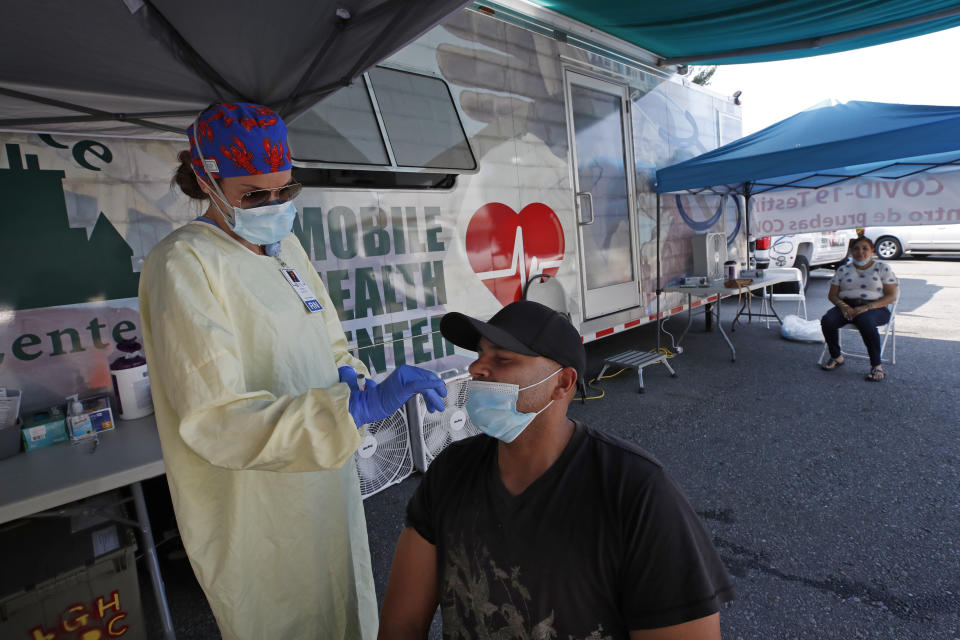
[{"left": 526, "top": 0, "right": 960, "bottom": 64}]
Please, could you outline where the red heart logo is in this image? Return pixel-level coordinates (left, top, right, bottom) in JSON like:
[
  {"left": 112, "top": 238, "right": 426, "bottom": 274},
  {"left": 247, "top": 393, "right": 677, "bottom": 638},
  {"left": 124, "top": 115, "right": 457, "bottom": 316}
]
[{"left": 465, "top": 202, "right": 565, "bottom": 306}]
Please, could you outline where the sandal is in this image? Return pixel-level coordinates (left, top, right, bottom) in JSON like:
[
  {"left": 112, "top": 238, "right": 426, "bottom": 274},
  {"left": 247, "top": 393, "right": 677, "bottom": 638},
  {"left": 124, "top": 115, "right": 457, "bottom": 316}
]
[
  {"left": 821, "top": 357, "right": 845, "bottom": 371},
  {"left": 865, "top": 366, "right": 885, "bottom": 382}
]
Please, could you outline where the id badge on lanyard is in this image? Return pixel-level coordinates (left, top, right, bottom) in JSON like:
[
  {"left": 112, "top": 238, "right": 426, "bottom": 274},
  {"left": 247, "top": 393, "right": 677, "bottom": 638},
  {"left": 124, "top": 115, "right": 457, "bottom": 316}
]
[{"left": 280, "top": 267, "right": 323, "bottom": 313}]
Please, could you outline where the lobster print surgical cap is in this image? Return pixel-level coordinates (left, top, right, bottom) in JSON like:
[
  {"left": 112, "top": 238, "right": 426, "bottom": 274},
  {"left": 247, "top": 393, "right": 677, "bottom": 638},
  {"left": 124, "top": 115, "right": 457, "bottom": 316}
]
[{"left": 187, "top": 103, "right": 292, "bottom": 179}]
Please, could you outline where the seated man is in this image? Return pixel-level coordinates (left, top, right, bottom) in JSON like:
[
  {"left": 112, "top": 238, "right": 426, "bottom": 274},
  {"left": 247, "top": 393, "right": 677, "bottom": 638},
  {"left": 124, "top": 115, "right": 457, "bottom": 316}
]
[{"left": 379, "top": 300, "right": 734, "bottom": 639}]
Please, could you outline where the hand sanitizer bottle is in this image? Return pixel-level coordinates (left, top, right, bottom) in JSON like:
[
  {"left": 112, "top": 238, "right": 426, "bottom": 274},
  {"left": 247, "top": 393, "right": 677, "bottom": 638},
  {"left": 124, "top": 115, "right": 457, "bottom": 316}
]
[{"left": 66, "top": 394, "right": 94, "bottom": 443}]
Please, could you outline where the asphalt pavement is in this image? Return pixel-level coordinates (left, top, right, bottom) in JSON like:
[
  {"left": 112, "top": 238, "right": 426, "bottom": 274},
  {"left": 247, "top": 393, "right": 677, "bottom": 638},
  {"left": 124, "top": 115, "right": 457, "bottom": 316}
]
[{"left": 143, "top": 256, "right": 960, "bottom": 639}]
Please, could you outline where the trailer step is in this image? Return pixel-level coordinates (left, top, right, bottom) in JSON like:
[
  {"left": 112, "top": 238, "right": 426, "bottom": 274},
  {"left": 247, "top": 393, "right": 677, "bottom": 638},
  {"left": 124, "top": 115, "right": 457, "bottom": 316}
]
[{"left": 597, "top": 350, "right": 677, "bottom": 395}]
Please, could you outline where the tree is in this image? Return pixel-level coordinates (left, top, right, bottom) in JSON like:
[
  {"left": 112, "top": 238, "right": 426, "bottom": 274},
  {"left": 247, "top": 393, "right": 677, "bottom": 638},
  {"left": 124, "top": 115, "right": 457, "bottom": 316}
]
[{"left": 691, "top": 65, "right": 717, "bottom": 86}]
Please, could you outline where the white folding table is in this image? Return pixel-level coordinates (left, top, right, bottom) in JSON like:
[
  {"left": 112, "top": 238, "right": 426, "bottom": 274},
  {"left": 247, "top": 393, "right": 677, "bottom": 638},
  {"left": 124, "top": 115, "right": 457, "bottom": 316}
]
[
  {"left": 0, "top": 416, "right": 175, "bottom": 639},
  {"left": 664, "top": 273, "right": 794, "bottom": 361}
]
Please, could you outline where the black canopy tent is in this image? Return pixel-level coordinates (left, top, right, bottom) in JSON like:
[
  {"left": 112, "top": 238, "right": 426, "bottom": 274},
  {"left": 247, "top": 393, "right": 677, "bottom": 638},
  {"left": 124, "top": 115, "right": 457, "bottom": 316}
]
[
  {"left": 0, "top": 0, "right": 473, "bottom": 137},
  {"left": 5, "top": 2, "right": 960, "bottom": 138}
]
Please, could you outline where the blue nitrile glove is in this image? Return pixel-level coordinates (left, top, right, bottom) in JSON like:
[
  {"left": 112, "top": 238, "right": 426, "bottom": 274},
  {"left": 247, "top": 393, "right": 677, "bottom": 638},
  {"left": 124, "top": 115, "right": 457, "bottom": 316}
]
[{"left": 339, "top": 364, "right": 446, "bottom": 426}]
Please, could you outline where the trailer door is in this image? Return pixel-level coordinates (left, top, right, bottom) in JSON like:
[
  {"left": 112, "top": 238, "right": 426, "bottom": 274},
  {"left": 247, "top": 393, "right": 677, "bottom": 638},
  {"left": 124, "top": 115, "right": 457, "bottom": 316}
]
[{"left": 565, "top": 71, "right": 640, "bottom": 318}]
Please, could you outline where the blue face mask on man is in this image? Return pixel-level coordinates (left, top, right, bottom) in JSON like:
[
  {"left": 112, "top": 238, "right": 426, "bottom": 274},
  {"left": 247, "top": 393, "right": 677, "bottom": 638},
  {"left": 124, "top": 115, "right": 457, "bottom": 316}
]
[{"left": 465, "top": 368, "right": 562, "bottom": 443}]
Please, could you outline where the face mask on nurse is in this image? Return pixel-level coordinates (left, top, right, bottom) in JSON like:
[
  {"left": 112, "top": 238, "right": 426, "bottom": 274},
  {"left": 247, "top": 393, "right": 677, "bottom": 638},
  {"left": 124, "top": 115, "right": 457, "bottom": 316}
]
[{"left": 208, "top": 192, "right": 298, "bottom": 247}]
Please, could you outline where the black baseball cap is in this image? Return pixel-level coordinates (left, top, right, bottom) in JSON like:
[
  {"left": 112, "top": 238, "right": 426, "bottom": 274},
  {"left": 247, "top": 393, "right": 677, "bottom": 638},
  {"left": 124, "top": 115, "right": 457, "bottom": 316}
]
[{"left": 440, "top": 300, "right": 585, "bottom": 380}]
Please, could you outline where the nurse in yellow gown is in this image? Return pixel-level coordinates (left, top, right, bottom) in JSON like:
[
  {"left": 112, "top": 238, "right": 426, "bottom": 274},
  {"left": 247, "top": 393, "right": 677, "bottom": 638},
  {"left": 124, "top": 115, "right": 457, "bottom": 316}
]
[{"left": 139, "top": 103, "right": 445, "bottom": 639}]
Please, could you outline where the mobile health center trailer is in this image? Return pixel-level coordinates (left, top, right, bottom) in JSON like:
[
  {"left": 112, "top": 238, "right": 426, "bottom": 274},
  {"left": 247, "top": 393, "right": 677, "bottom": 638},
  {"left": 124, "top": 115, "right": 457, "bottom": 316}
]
[
  {"left": 0, "top": 2, "right": 744, "bottom": 413},
  {"left": 5, "top": 2, "right": 960, "bottom": 635}
]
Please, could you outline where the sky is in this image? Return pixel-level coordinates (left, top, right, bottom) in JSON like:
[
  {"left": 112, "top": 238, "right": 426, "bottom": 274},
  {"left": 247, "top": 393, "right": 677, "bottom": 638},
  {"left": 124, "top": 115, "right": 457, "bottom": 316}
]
[{"left": 706, "top": 25, "right": 960, "bottom": 135}]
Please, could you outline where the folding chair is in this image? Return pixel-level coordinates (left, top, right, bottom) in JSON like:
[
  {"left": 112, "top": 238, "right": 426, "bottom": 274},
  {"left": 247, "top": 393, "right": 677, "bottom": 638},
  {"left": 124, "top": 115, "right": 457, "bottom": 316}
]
[
  {"left": 819, "top": 294, "right": 899, "bottom": 365},
  {"left": 758, "top": 267, "right": 806, "bottom": 328}
]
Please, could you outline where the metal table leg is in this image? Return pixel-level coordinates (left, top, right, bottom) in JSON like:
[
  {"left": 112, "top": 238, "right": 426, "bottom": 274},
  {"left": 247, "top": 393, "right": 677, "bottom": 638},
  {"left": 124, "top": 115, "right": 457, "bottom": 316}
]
[
  {"left": 731, "top": 296, "right": 746, "bottom": 331},
  {"left": 732, "top": 289, "right": 760, "bottom": 331},
  {"left": 715, "top": 299, "right": 736, "bottom": 361},
  {"left": 131, "top": 482, "right": 176, "bottom": 640},
  {"left": 735, "top": 287, "right": 785, "bottom": 330},
  {"left": 677, "top": 294, "right": 695, "bottom": 346}
]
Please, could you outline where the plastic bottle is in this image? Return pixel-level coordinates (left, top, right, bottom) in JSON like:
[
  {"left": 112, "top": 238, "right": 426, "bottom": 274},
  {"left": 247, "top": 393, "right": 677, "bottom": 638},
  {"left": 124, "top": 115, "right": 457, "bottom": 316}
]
[
  {"left": 66, "top": 394, "right": 94, "bottom": 443},
  {"left": 724, "top": 260, "right": 737, "bottom": 280},
  {"left": 110, "top": 338, "right": 154, "bottom": 420}
]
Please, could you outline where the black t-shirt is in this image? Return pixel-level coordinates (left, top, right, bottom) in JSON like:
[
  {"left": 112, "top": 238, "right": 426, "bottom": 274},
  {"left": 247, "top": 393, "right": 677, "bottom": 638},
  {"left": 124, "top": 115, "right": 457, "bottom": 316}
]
[{"left": 406, "top": 420, "right": 734, "bottom": 639}]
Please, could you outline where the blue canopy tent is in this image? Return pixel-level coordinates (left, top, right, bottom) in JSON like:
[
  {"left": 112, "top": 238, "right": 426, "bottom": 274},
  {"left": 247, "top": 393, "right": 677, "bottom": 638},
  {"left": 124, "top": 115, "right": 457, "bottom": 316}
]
[
  {"left": 650, "top": 100, "right": 960, "bottom": 319},
  {"left": 655, "top": 99, "right": 960, "bottom": 260},
  {"left": 656, "top": 101, "right": 960, "bottom": 196}
]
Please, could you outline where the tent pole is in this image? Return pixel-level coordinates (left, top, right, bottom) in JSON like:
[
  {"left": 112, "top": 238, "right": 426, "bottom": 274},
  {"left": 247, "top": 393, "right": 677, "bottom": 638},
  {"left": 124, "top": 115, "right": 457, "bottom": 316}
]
[
  {"left": 656, "top": 192, "right": 661, "bottom": 352},
  {"left": 0, "top": 111, "right": 198, "bottom": 129},
  {"left": 0, "top": 86, "right": 187, "bottom": 135},
  {"left": 744, "top": 183, "right": 752, "bottom": 267}
]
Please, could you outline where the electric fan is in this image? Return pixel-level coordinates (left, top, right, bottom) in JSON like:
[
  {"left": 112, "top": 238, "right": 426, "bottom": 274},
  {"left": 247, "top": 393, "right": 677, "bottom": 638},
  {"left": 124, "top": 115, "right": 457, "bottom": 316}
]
[
  {"left": 408, "top": 376, "right": 480, "bottom": 472},
  {"left": 353, "top": 408, "right": 414, "bottom": 499},
  {"left": 692, "top": 231, "right": 727, "bottom": 281}
]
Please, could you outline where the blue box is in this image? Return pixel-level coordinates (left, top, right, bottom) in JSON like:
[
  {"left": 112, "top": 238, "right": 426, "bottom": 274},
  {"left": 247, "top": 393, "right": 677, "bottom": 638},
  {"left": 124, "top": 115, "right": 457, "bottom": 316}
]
[{"left": 21, "top": 407, "right": 69, "bottom": 451}]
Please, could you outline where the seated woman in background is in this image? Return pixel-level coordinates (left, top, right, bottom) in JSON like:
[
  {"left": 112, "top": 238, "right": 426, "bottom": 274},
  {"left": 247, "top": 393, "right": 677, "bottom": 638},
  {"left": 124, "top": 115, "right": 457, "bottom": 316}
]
[{"left": 820, "top": 236, "right": 898, "bottom": 381}]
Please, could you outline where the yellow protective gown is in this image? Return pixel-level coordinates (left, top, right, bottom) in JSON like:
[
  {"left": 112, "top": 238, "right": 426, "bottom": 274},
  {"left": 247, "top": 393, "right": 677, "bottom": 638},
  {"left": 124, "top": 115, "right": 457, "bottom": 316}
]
[{"left": 138, "top": 221, "right": 377, "bottom": 640}]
